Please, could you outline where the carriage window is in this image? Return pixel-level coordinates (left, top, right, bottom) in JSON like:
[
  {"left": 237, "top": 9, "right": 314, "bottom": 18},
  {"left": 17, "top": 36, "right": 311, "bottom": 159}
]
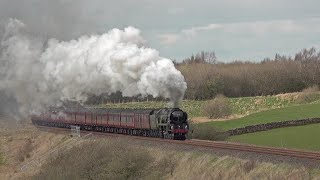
[
  {"left": 77, "top": 114, "right": 85, "bottom": 121},
  {"left": 66, "top": 113, "right": 73, "bottom": 121},
  {"left": 109, "top": 114, "right": 113, "bottom": 122},
  {"left": 114, "top": 114, "right": 120, "bottom": 121},
  {"left": 50, "top": 113, "right": 57, "bottom": 120},
  {"left": 127, "top": 116, "right": 132, "bottom": 122}
]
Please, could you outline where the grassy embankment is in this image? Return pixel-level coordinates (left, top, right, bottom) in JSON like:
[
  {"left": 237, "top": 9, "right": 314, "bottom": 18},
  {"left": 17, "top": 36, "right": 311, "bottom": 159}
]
[
  {"left": 34, "top": 138, "right": 320, "bottom": 180},
  {"left": 1, "top": 121, "right": 318, "bottom": 179}
]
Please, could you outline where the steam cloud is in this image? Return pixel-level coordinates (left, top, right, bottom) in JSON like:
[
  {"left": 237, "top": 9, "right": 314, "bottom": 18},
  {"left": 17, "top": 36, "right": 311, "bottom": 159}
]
[{"left": 0, "top": 19, "right": 187, "bottom": 117}]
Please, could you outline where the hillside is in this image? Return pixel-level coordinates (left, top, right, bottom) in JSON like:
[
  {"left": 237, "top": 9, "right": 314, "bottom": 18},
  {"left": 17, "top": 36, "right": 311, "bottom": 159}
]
[
  {"left": 204, "top": 101, "right": 320, "bottom": 130},
  {"left": 229, "top": 123, "right": 320, "bottom": 151},
  {"left": 33, "top": 137, "right": 320, "bottom": 180},
  {"left": 100, "top": 92, "right": 319, "bottom": 118},
  {"left": 0, "top": 120, "right": 71, "bottom": 179}
]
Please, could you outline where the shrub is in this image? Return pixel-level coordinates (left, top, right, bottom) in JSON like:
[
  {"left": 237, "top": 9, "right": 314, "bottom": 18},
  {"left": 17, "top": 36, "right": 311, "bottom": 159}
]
[
  {"left": 190, "top": 123, "right": 228, "bottom": 141},
  {"left": 302, "top": 85, "right": 319, "bottom": 93},
  {"left": 296, "top": 86, "right": 320, "bottom": 104},
  {"left": 241, "top": 160, "right": 256, "bottom": 173},
  {"left": 295, "top": 93, "right": 320, "bottom": 104},
  {"left": 203, "top": 94, "right": 231, "bottom": 119}
]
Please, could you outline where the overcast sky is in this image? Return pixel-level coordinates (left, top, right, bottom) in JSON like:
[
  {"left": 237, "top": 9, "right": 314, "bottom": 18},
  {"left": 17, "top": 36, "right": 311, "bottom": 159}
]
[{"left": 0, "top": 0, "right": 319, "bottom": 61}]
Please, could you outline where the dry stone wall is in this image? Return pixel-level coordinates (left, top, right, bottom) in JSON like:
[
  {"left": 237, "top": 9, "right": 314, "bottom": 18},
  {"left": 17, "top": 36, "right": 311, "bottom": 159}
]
[{"left": 227, "top": 118, "right": 320, "bottom": 136}]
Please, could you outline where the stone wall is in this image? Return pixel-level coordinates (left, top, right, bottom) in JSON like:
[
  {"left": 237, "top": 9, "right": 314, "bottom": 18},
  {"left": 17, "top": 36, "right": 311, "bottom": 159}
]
[{"left": 227, "top": 118, "right": 320, "bottom": 136}]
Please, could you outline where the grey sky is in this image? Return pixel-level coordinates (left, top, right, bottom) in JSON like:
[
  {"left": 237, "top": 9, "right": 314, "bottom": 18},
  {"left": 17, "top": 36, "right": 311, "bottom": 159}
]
[{"left": 0, "top": 0, "right": 319, "bottom": 61}]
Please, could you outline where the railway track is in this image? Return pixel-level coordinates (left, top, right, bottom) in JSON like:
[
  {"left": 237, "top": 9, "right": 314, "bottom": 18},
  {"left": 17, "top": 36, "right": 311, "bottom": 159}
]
[
  {"left": 186, "top": 140, "right": 320, "bottom": 160},
  {"left": 36, "top": 125, "right": 320, "bottom": 161}
]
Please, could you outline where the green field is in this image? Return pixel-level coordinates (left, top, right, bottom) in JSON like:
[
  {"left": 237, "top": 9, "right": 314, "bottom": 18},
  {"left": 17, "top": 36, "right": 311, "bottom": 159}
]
[
  {"left": 100, "top": 93, "right": 310, "bottom": 118},
  {"left": 229, "top": 123, "right": 320, "bottom": 151},
  {"left": 203, "top": 102, "right": 320, "bottom": 130}
]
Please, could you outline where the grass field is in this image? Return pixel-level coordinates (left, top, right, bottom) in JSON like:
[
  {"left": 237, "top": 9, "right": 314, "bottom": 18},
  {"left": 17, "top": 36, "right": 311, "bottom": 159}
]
[
  {"left": 99, "top": 92, "right": 315, "bottom": 118},
  {"left": 202, "top": 102, "right": 320, "bottom": 130},
  {"left": 229, "top": 123, "right": 320, "bottom": 151}
]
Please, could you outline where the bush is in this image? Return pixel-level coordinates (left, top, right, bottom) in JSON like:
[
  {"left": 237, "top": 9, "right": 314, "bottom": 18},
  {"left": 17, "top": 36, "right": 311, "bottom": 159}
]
[
  {"left": 190, "top": 124, "right": 228, "bottom": 141},
  {"left": 203, "top": 94, "right": 231, "bottom": 119},
  {"left": 296, "top": 86, "right": 320, "bottom": 104},
  {"left": 302, "top": 85, "right": 319, "bottom": 93}
]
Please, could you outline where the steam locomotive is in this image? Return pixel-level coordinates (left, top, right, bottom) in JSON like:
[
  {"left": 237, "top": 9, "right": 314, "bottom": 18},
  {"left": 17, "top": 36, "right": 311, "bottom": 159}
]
[{"left": 31, "top": 107, "right": 189, "bottom": 140}]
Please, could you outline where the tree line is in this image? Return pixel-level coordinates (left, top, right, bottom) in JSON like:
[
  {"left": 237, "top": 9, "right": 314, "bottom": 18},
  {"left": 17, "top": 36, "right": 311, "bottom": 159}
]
[{"left": 178, "top": 48, "right": 320, "bottom": 100}]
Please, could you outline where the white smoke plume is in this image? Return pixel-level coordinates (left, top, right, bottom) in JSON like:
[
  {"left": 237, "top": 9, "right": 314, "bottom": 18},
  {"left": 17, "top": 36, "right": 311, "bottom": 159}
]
[{"left": 0, "top": 19, "right": 187, "bottom": 117}]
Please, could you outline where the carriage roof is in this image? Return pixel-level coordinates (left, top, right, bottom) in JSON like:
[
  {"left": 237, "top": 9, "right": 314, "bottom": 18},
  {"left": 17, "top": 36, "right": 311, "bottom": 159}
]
[
  {"left": 49, "top": 106, "right": 155, "bottom": 114},
  {"left": 49, "top": 103, "right": 183, "bottom": 115}
]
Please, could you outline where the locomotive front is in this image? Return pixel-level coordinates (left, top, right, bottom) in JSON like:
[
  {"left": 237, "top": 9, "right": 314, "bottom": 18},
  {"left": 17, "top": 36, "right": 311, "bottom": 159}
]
[{"left": 168, "top": 108, "right": 189, "bottom": 140}]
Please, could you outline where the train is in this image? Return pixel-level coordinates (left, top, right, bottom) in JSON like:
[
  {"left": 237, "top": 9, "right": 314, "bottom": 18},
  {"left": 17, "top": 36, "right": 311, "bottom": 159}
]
[{"left": 31, "top": 107, "right": 189, "bottom": 140}]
